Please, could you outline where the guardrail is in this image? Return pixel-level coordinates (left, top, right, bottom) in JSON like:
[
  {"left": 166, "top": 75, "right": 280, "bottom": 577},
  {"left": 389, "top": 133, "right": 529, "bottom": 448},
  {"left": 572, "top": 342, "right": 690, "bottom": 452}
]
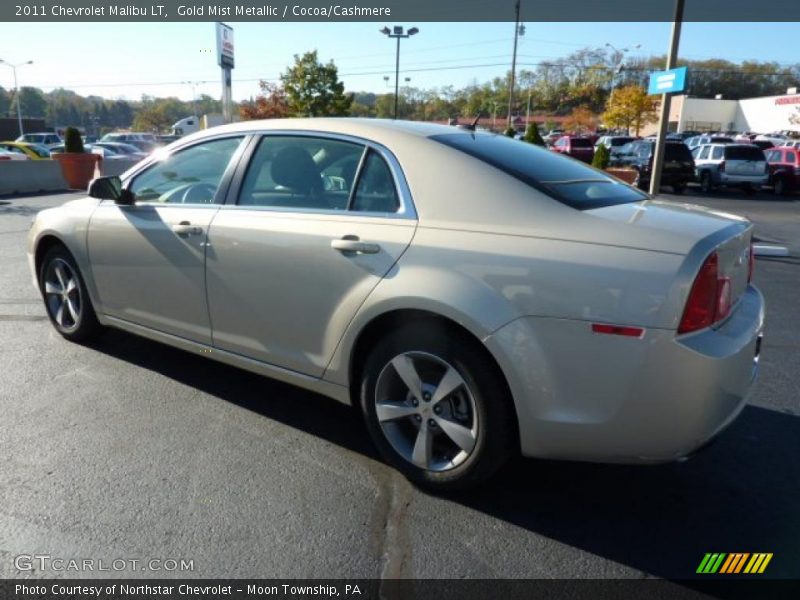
[{"left": 0, "top": 159, "right": 139, "bottom": 195}]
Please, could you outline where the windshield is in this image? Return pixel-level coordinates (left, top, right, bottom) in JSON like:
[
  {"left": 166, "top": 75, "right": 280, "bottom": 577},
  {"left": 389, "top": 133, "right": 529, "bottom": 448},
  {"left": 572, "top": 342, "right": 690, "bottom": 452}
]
[{"left": 431, "top": 132, "right": 648, "bottom": 210}]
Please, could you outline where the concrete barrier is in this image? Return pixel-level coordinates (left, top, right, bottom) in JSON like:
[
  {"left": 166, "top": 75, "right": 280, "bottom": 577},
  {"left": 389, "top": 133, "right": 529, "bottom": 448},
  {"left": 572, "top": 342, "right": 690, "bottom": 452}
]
[{"left": 0, "top": 158, "right": 140, "bottom": 195}]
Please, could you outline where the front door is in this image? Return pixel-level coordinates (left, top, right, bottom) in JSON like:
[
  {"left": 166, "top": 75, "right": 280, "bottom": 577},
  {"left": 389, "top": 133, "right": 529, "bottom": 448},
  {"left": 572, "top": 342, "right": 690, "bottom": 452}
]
[{"left": 87, "top": 136, "right": 246, "bottom": 344}]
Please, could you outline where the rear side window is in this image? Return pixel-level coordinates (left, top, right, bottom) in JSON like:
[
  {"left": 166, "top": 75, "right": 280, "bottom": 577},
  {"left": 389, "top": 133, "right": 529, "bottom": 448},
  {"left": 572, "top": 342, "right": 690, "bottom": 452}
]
[
  {"left": 725, "top": 146, "right": 765, "bottom": 161},
  {"left": 712, "top": 146, "right": 725, "bottom": 160},
  {"left": 350, "top": 151, "right": 399, "bottom": 213},
  {"left": 571, "top": 138, "right": 592, "bottom": 148},
  {"left": 787, "top": 150, "right": 798, "bottom": 164},
  {"left": 431, "top": 132, "right": 648, "bottom": 210}
]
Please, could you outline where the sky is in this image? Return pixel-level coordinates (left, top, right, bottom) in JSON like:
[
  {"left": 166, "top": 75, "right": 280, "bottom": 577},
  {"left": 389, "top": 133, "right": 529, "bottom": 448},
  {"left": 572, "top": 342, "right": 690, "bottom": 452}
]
[{"left": 1, "top": 21, "right": 798, "bottom": 103}]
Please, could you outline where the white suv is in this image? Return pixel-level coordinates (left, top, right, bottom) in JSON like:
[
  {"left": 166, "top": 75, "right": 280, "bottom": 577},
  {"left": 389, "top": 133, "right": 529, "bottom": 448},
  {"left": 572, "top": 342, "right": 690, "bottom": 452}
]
[{"left": 693, "top": 143, "right": 768, "bottom": 193}]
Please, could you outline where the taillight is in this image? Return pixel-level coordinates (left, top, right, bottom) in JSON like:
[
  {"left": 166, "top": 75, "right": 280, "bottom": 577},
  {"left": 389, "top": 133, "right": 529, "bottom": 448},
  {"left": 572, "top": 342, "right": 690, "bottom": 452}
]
[
  {"left": 719, "top": 161, "right": 725, "bottom": 172},
  {"left": 678, "top": 252, "right": 734, "bottom": 334}
]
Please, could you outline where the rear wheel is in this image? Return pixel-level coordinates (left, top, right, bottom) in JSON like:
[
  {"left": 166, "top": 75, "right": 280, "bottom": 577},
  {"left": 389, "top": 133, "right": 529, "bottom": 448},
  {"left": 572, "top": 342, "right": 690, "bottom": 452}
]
[
  {"left": 359, "top": 323, "right": 515, "bottom": 491},
  {"left": 39, "top": 246, "right": 102, "bottom": 342},
  {"left": 774, "top": 177, "right": 786, "bottom": 196},
  {"left": 700, "top": 171, "right": 713, "bottom": 193}
]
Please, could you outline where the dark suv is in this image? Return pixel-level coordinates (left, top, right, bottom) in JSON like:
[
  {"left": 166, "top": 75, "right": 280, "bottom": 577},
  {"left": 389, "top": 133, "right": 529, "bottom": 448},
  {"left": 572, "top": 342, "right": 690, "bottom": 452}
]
[{"left": 625, "top": 140, "right": 695, "bottom": 194}]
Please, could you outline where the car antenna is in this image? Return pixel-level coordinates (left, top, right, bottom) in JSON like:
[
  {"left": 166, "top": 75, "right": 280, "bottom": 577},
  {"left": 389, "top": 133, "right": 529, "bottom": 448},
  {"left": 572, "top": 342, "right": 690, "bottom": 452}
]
[{"left": 456, "top": 114, "right": 482, "bottom": 132}]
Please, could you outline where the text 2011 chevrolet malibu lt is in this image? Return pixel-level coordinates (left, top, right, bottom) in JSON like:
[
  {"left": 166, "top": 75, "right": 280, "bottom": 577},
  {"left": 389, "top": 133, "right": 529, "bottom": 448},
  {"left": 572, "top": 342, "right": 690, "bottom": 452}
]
[{"left": 28, "top": 119, "right": 764, "bottom": 490}]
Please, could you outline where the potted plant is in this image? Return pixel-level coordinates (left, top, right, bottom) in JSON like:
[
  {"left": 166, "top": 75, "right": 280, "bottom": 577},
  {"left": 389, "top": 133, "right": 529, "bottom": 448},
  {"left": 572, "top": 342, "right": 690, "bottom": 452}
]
[
  {"left": 51, "top": 127, "right": 101, "bottom": 190},
  {"left": 594, "top": 144, "right": 637, "bottom": 184}
]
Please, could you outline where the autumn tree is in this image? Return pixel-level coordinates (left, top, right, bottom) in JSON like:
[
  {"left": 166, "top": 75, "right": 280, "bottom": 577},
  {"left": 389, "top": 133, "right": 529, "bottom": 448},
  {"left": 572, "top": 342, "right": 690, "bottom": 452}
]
[
  {"left": 281, "top": 50, "right": 352, "bottom": 117},
  {"left": 563, "top": 105, "right": 597, "bottom": 133},
  {"left": 239, "top": 82, "right": 290, "bottom": 120},
  {"left": 602, "top": 85, "right": 658, "bottom": 135}
]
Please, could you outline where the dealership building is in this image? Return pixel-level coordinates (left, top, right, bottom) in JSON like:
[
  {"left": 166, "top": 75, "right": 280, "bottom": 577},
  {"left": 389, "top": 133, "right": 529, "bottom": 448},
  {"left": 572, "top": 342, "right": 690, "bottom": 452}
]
[{"left": 655, "top": 90, "right": 800, "bottom": 134}]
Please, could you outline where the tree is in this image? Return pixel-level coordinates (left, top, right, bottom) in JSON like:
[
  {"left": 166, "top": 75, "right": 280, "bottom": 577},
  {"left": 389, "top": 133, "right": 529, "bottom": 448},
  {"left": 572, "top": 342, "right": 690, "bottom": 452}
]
[
  {"left": 592, "top": 144, "right": 610, "bottom": 169},
  {"left": 239, "top": 81, "right": 290, "bottom": 120},
  {"left": 281, "top": 51, "right": 352, "bottom": 117},
  {"left": 504, "top": 125, "right": 516, "bottom": 137},
  {"left": 564, "top": 105, "right": 597, "bottom": 133},
  {"left": 603, "top": 85, "right": 658, "bottom": 135},
  {"left": 523, "top": 123, "right": 545, "bottom": 146},
  {"left": 0, "top": 86, "right": 9, "bottom": 117},
  {"left": 18, "top": 87, "right": 47, "bottom": 118}
]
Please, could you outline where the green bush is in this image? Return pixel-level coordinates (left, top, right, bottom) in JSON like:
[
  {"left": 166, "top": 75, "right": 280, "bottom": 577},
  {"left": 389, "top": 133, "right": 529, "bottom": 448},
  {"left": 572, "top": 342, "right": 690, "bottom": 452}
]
[
  {"left": 64, "top": 127, "right": 85, "bottom": 153},
  {"left": 504, "top": 126, "right": 516, "bottom": 138},
  {"left": 592, "top": 143, "right": 610, "bottom": 170},
  {"left": 523, "top": 123, "right": 545, "bottom": 146}
]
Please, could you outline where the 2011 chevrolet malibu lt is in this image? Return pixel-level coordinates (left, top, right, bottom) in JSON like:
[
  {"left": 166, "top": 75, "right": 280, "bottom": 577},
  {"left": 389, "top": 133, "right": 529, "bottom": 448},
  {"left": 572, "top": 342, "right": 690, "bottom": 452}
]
[{"left": 28, "top": 119, "right": 764, "bottom": 490}]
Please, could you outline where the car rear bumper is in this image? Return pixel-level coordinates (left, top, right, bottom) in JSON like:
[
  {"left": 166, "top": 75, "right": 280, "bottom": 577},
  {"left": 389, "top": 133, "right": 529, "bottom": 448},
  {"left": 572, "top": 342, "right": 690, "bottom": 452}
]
[
  {"left": 719, "top": 173, "right": 768, "bottom": 186},
  {"left": 485, "top": 285, "right": 764, "bottom": 463}
]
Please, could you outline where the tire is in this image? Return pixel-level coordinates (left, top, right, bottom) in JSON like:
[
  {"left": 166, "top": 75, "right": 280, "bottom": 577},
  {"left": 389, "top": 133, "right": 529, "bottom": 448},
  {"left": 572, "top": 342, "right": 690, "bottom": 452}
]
[
  {"left": 774, "top": 177, "right": 786, "bottom": 196},
  {"left": 38, "top": 245, "right": 102, "bottom": 343},
  {"left": 359, "top": 322, "right": 515, "bottom": 491},
  {"left": 700, "top": 171, "right": 713, "bottom": 193},
  {"left": 633, "top": 170, "right": 646, "bottom": 190},
  {"left": 672, "top": 183, "right": 685, "bottom": 195}
]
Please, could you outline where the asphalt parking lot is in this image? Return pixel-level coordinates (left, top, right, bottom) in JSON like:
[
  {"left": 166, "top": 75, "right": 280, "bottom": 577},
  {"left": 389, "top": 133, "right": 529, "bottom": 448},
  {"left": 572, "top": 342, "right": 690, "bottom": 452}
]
[{"left": 0, "top": 187, "right": 798, "bottom": 581}]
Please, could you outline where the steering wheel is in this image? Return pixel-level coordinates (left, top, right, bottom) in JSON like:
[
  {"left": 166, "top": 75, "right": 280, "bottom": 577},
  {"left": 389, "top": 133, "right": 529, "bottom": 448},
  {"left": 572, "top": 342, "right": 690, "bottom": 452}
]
[{"left": 180, "top": 183, "right": 218, "bottom": 204}]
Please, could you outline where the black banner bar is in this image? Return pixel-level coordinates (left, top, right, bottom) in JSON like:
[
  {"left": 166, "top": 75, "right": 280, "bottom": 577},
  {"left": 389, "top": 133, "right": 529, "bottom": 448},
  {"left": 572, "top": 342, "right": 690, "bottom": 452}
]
[
  {"left": 2, "top": 0, "right": 800, "bottom": 22},
  {"left": 2, "top": 580, "right": 800, "bottom": 600}
]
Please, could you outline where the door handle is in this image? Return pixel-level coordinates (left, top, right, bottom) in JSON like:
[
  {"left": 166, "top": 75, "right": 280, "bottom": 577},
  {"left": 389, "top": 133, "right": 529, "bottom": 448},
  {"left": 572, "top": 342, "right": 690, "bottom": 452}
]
[
  {"left": 172, "top": 221, "right": 203, "bottom": 236},
  {"left": 331, "top": 238, "right": 380, "bottom": 255}
]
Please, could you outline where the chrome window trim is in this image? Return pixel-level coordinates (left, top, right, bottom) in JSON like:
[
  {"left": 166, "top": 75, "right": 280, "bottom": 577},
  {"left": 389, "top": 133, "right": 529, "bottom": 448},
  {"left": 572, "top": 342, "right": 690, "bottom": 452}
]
[{"left": 223, "top": 129, "right": 417, "bottom": 221}]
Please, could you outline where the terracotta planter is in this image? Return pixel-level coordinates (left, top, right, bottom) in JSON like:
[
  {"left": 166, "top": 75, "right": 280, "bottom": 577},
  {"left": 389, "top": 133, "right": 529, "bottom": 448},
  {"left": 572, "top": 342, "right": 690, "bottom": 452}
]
[
  {"left": 52, "top": 152, "right": 102, "bottom": 191},
  {"left": 605, "top": 167, "right": 637, "bottom": 184}
]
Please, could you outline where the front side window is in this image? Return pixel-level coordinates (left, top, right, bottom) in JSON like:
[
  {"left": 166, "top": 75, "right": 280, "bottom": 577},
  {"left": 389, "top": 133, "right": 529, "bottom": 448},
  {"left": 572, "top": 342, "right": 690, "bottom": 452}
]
[{"left": 128, "top": 136, "right": 243, "bottom": 204}]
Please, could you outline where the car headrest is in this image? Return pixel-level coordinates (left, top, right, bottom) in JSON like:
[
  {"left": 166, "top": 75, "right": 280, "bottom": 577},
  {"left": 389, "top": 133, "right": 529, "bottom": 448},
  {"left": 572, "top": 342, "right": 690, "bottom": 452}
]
[{"left": 271, "top": 146, "right": 322, "bottom": 195}]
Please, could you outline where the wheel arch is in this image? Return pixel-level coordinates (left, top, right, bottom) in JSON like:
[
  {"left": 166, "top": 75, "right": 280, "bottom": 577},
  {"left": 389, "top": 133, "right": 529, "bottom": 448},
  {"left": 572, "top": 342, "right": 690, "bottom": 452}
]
[{"left": 345, "top": 308, "right": 521, "bottom": 452}]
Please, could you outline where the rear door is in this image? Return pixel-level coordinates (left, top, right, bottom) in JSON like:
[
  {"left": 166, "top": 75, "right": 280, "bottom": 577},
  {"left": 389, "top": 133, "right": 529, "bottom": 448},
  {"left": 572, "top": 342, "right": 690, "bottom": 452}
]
[
  {"left": 725, "top": 145, "right": 766, "bottom": 176},
  {"left": 206, "top": 133, "right": 417, "bottom": 377}
]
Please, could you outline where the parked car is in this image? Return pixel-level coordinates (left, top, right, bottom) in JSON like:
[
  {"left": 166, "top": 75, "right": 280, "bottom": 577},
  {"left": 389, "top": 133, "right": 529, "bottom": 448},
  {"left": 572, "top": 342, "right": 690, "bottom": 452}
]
[
  {"left": 624, "top": 140, "right": 695, "bottom": 193},
  {"left": 685, "top": 135, "right": 734, "bottom": 149},
  {"left": 754, "top": 133, "right": 788, "bottom": 145},
  {"left": 608, "top": 141, "right": 637, "bottom": 167},
  {"left": 550, "top": 135, "right": 594, "bottom": 163},
  {"left": 764, "top": 146, "right": 800, "bottom": 195},
  {"left": 0, "top": 141, "right": 48, "bottom": 159},
  {"left": 100, "top": 133, "right": 160, "bottom": 153},
  {"left": 91, "top": 142, "right": 149, "bottom": 160},
  {"left": 544, "top": 129, "right": 564, "bottom": 146},
  {"left": 28, "top": 119, "right": 764, "bottom": 490},
  {"left": 0, "top": 149, "right": 29, "bottom": 160},
  {"left": 693, "top": 143, "right": 768, "bottom": 194},
  {"left": 748, "top": 140, "right": 774, "bottom": 151},
  {"left": 595, "top": 135, "right": 637, "bottom": 151},
  {"left": 15, "top": 132, "right": 62, "bottom": 147}
]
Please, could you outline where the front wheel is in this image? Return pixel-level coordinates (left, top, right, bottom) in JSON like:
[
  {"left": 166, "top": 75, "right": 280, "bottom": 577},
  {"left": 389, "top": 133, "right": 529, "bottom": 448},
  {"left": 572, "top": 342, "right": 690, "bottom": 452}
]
[
  {"left": 359, "top": 323, "right": 515, "bottom": 491},
  {"left": 39, "top": 246, "right": 102, "bottom": 342}
]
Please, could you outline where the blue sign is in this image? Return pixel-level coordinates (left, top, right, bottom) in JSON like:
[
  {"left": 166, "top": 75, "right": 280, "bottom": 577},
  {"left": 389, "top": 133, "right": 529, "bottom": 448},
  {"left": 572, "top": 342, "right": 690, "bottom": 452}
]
[{"left": 648, "top": 67, "right": 688, "bottom": 95}]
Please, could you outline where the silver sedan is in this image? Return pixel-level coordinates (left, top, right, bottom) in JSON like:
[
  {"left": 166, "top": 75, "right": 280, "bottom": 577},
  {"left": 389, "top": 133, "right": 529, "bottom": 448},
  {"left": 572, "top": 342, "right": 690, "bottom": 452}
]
[{"left": 28, "top": 119, "right": 764, "bottom": 490}]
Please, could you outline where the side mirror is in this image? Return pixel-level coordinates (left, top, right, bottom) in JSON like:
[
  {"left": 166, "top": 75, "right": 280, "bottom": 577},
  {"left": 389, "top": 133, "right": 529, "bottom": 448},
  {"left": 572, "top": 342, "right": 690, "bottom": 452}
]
[{"left": 87, "top": 176, "right": 134, "bottom": 205}]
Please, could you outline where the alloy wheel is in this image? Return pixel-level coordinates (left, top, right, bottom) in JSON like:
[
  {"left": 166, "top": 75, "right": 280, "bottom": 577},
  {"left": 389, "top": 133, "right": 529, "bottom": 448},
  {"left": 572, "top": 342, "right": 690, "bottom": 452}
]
[
  {"left": 44, "top": 258, "right": 82, "bottom": 331},
  {"left": 374, "top": 351, "right": 479, "bottom": 472}
]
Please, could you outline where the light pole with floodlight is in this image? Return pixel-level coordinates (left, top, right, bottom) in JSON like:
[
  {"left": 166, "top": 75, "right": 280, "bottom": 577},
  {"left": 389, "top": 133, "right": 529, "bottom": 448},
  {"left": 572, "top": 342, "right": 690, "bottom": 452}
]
[
  {"left": 0, "top": 59, "right": 34, "bottom": 137},
  {"left": 379, "top": 25, "right": 418, "bottom": 119}
]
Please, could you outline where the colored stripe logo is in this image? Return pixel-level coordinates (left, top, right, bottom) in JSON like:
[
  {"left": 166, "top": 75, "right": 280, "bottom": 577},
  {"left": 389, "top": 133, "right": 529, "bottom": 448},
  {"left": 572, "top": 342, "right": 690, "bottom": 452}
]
[{"left": 697, "top": 553, "right": 773, "bottom": 574}]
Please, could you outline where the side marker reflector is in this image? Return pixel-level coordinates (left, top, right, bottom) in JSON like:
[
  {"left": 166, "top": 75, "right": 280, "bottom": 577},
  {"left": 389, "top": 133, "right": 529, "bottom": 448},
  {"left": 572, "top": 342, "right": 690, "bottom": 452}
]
[{"left": 591, "top": 323, "right": 645, "bottom": 338}]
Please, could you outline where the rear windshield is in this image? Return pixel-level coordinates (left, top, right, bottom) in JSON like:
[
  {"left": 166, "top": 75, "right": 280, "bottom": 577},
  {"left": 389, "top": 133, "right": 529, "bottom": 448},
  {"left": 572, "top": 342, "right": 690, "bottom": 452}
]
[
  {"left": 570, "top": 138, "right": 593, "bottom": 148},
  {"left": 725, "top": 146, "right": 765, "bottom": 161},
  {"left": 665, "top": 143, "right": 693, "bottom": 160},
  {"left": 610, "top": 137, "right": 635, "bottom": 146},
  {"left": 431, "top": 132, "right": 648, "bottom": 210}
]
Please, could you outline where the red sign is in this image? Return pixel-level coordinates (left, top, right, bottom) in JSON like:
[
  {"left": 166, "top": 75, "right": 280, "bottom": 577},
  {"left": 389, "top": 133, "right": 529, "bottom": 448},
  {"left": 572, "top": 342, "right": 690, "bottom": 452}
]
[{"left": 775, "top": 96, "right": 800, "bottom": 106}]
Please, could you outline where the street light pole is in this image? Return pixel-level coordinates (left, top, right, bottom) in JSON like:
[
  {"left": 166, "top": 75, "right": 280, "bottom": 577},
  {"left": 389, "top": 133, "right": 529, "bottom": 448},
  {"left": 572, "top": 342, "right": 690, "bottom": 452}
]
[
  {"left": 604, "top": 42, "right": 640, "bottom": 93},
  {"left": 380, "top": 26, "right": 419, "bottom": 120},
  {"left": 507, "top": 0, "right": 522, "bottom": 129},
  {"left": 0, "top": 59, "right": 34, "bottom": 137}
]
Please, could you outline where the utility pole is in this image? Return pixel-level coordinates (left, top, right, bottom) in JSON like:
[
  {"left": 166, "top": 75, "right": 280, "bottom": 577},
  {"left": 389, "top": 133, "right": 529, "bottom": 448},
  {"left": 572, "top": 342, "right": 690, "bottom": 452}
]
[
  {"left": 0, "top": 59, "right": 33, "bottom": 137},
  {"left": 506, "top": 0, "right": 521, "bottom": 129},
  {"left": 649, "top": 0, "right": 685, "bottom": 196}
]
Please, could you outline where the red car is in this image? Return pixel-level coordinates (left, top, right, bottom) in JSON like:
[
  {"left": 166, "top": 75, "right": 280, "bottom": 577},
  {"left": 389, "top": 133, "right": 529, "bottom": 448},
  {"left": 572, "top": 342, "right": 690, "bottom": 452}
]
[
  {"left": 765, "top": 146, "right": 800, "bottom": 195},
  {"left": 550, "top": 135, "right": 595, "bottom": 163}
]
